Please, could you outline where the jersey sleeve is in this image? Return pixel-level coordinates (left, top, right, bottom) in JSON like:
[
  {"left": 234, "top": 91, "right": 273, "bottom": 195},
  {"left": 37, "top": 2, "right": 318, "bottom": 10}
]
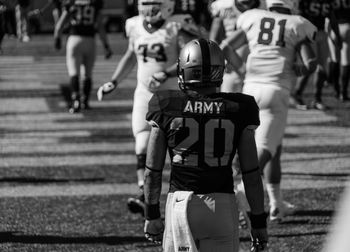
[
  {"left": 147, "top": 93, "right": 165, "bottom": 130},
  {"left": 236, "top": 94, "right": 260, "bottom": 130},
  {"left": 295, "top": 16, "right": 317, "bottom": 43},
  {"left": 170, "top": 14, "right": 201, "bottom": 36},
  {"left": 209, "top": 1, "right": 221, "bottom": 18}
]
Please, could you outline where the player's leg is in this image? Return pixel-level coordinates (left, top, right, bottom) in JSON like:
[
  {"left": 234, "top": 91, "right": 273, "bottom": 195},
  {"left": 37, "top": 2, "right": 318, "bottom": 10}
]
[
  {"left": 127, "top": 87, "right": 153, "bottom": 215},
  {"left": 327, "top": 32, "right": 341, "bottom": 98},
  {"left": 291, "top": 75, "right": 310, "bottom": 110},
  {"left": 66, "top": 35, "right": 83, "bottom": 113},
  {"left": 187, "top": 193, "right": 239, "bottom": 252},
  {"left": 311, "top": 31, "right": 329, "bottom": 110},
  {"left": 81, "top": 37, "right": 96, "bottom": 110},
  {"left": 249, "top": 85, "right": 290, "bottom": 220},
  {"left": 15, "top": 4, "right": 22, "bottom": 41},
  {"left": 339, "top": 23, "right": 350, "bottom": 101}
]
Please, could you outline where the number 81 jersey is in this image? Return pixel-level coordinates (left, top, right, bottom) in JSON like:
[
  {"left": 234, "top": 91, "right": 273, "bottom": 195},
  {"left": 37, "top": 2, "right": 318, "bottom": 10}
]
[
  {"left": 146, "top": 90, "right": 260, "bottom": 194},
  {"left": 237, "top": 9, "right": 317, "bottom": 91},
  {"left": 125, "top": 14, "right": 197, "bottom": 91}
]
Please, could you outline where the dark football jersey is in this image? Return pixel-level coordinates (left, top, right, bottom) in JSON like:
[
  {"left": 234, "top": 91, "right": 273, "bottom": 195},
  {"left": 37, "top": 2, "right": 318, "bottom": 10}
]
[
  {"left": 299, "top": 0, "right": 333, "bottom": 30},
  {"left": 64, "top": 0, "right": 103, "bottom": 36},
  {"left": 332, "top": 0, "right": 350, "bottom": 23},
  {"left": 146, "top": 90, "right": 260, "bottom": 194}
]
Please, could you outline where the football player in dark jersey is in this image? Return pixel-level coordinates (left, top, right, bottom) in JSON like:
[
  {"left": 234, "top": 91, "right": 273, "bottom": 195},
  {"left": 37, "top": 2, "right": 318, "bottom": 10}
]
[
  {"left": 328, "top": 0, "right": 350, "bottom": 101},
  {"left": 54, "top": 0, "right": 112, "bottom": 113},
  {"left": 291, "top": 0, "right": 342, "bottom": 110},
  {"left": 143, "top": 38, "right": 268, "bottom": 251}
]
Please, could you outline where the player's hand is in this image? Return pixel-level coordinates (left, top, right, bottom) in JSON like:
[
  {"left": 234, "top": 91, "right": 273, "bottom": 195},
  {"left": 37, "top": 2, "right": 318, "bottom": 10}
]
[
  {"left": 144, "top": 218, "right": 164, "bottom": 245},
  {"left": 54, "top": 37, "right": 61, "bottom": 51},
  {"left": 97, "top": 81, "right": 116, "bottom": 101},
  {"left": 250, "top": 228, "right": 268, "bottom": 251},
  {"left": 28, "top": 9, "right": 41, "bottom": 17},
  {"left": 147, "top": 72, "right": 169, "bottom": 91},
  {"left": 104, "top": 44, "right": 113, "bottom": 59}
]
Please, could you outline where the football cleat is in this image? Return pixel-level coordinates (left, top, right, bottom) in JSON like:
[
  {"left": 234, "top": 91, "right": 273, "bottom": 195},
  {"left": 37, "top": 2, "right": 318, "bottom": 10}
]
[
  {"left": 310, "top": 100, "right": 328, "bottom": 111},
  {"left": 270, "top": 201, "right": 297, "bottom": 222},
  {"left": 69, "top": 99, "right": 81, "bottom": 114},
  {"left": 127, "top": 193, "right": 145, "bottom": 216}
]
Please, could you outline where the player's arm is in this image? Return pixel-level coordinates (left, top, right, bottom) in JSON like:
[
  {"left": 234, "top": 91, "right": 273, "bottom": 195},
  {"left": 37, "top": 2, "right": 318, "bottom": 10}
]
[
  {"left": 294, "top": 40, "right": 317, "bottom": 76},
  {"left": 209, "top": 17, "right": 225, "bottom": 43},
  {"left": 143, "top": 124, "right": 167, "bottom": 244},
  {"left": 54, "top": 9, "right": 69, "bottom": 39},
  {"left": 219, "top": 29, "right": 247, "bottom": 76},
  {"left": 238, "top": 126, "right": 268, "bottom": 248},
  {"left": 53, "top": 9, "right": 70, "bottom": 50},
  {"left": 97, "top": 40, "right": 136, "bottom": 101},
  {"left": 96, "top": 10, "right": 112, "bottom": 59},
  {"left": 238, "top": 127, "right": 265, "bottom": 215}
]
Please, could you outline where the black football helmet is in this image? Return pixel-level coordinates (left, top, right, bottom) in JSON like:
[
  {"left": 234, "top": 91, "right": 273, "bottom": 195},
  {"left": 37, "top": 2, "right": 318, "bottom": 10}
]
[{"left": 177, "top": 38, "right": 225, "bottom": 90}]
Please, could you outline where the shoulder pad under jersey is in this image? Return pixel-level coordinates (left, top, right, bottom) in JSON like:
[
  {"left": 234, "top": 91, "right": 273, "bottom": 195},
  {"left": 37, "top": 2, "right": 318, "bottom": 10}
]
[
  {"left": 147, "top": 90, "right": 185, "bottom": 129},
  {"left": 219, "top": 92, "right": 260, "bottom": 129},
  {"left": 236, "top": 8, "right": 262, "bottom": 30},
  {"left": 125, "top": 15, "right": 142, "bottom": 38}
]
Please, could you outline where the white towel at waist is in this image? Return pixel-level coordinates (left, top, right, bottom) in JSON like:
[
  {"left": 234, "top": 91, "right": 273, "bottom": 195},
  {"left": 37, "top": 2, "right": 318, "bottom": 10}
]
[{"left": 171, "top": 191, "right": 198, "bottom": 252}]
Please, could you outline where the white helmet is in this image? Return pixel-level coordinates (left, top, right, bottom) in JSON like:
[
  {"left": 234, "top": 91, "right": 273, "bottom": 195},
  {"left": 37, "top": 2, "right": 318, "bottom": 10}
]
[
  {"left": 265, "top": 0, "right": 298, "bottom": 13},
  {"left": 138, "top": 0, "right": 175, "bottom": 23}
]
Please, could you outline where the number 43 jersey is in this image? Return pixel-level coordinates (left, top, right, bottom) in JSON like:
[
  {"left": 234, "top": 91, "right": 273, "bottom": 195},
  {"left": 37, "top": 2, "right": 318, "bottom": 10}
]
[
  {"left": 237, "top": 9, "right": 317, "bottom": 91},
  {"left": 146, "top": 90, "right": 260, "bottom": 194}
]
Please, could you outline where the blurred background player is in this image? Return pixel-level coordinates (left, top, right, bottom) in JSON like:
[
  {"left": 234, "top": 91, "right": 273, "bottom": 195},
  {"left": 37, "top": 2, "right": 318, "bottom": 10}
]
[
  {"left": 54, "top": 0, "right": 112, "bottom": 113},
  {"left": 16, "top": 0, "right": 31, "bottom": 42},
  {"left": 209, "top": 0, "right": 260, "bottom": 93},
  {"left": 97, "top": 0, "right": 200, "bottom": 216},
  {"left": 28, "top": 0, "right": 63, "bottom": 26},
  {"left": 221, "top": 0, "right": 317, "bottom": 222},
  {"left": 327, "top": 0, "right": 350, "bottom": 101},
  {"left": 0, "top": 0, "right": 6, "bottom": 53},
  {"left": 143, "top": 38, "right": 268, "bottom": 252},
  {"left": 290, "top": 0, "right": 342, "bottom": 110}
]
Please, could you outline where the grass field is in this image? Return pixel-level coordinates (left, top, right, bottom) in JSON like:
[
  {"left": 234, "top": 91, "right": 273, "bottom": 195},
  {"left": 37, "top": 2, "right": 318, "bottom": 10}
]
[{"left": 0, "top": 34, "right": 349, "bottom": 252}]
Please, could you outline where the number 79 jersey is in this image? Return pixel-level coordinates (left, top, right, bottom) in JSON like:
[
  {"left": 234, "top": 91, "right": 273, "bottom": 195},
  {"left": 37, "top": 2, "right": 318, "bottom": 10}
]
[
  {"left": 146, "top": 90, "right": 260, "bottom": 194},
  {"left": 237, "top": 9, "right": 317, "bottom": 91},
  {"left": 125, "top": 14, "right": 198, "bottom": 91}
]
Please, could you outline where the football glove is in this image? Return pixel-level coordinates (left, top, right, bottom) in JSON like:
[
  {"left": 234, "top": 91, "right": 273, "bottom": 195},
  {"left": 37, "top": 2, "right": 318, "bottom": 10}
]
[
  {"left": 97, "top": 81, "right": 116, "bottom": 101},
  {"left": 144, "top": 218, "right": 164, "bottom": 245},
  {"left": 147, "top": 71, "right": 169, "bottom": 91},
  {"left": 54, "top": 37, "right": 61, "bottom": 51}
]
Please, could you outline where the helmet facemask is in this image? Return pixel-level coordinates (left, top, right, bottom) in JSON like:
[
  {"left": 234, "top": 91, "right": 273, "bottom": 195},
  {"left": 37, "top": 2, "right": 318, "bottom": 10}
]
[{"left": 138, "top": 0, "right": 175, "bottom": 24}]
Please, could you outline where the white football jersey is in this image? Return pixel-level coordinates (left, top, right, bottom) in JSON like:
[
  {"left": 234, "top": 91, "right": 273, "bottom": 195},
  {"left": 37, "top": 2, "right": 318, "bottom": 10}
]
[
  {"left": 237, "top": 9, "right": 317, "bottom": 90},
  {"left": 125, "top": 14, "right": 198, "bottom": 91}
]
